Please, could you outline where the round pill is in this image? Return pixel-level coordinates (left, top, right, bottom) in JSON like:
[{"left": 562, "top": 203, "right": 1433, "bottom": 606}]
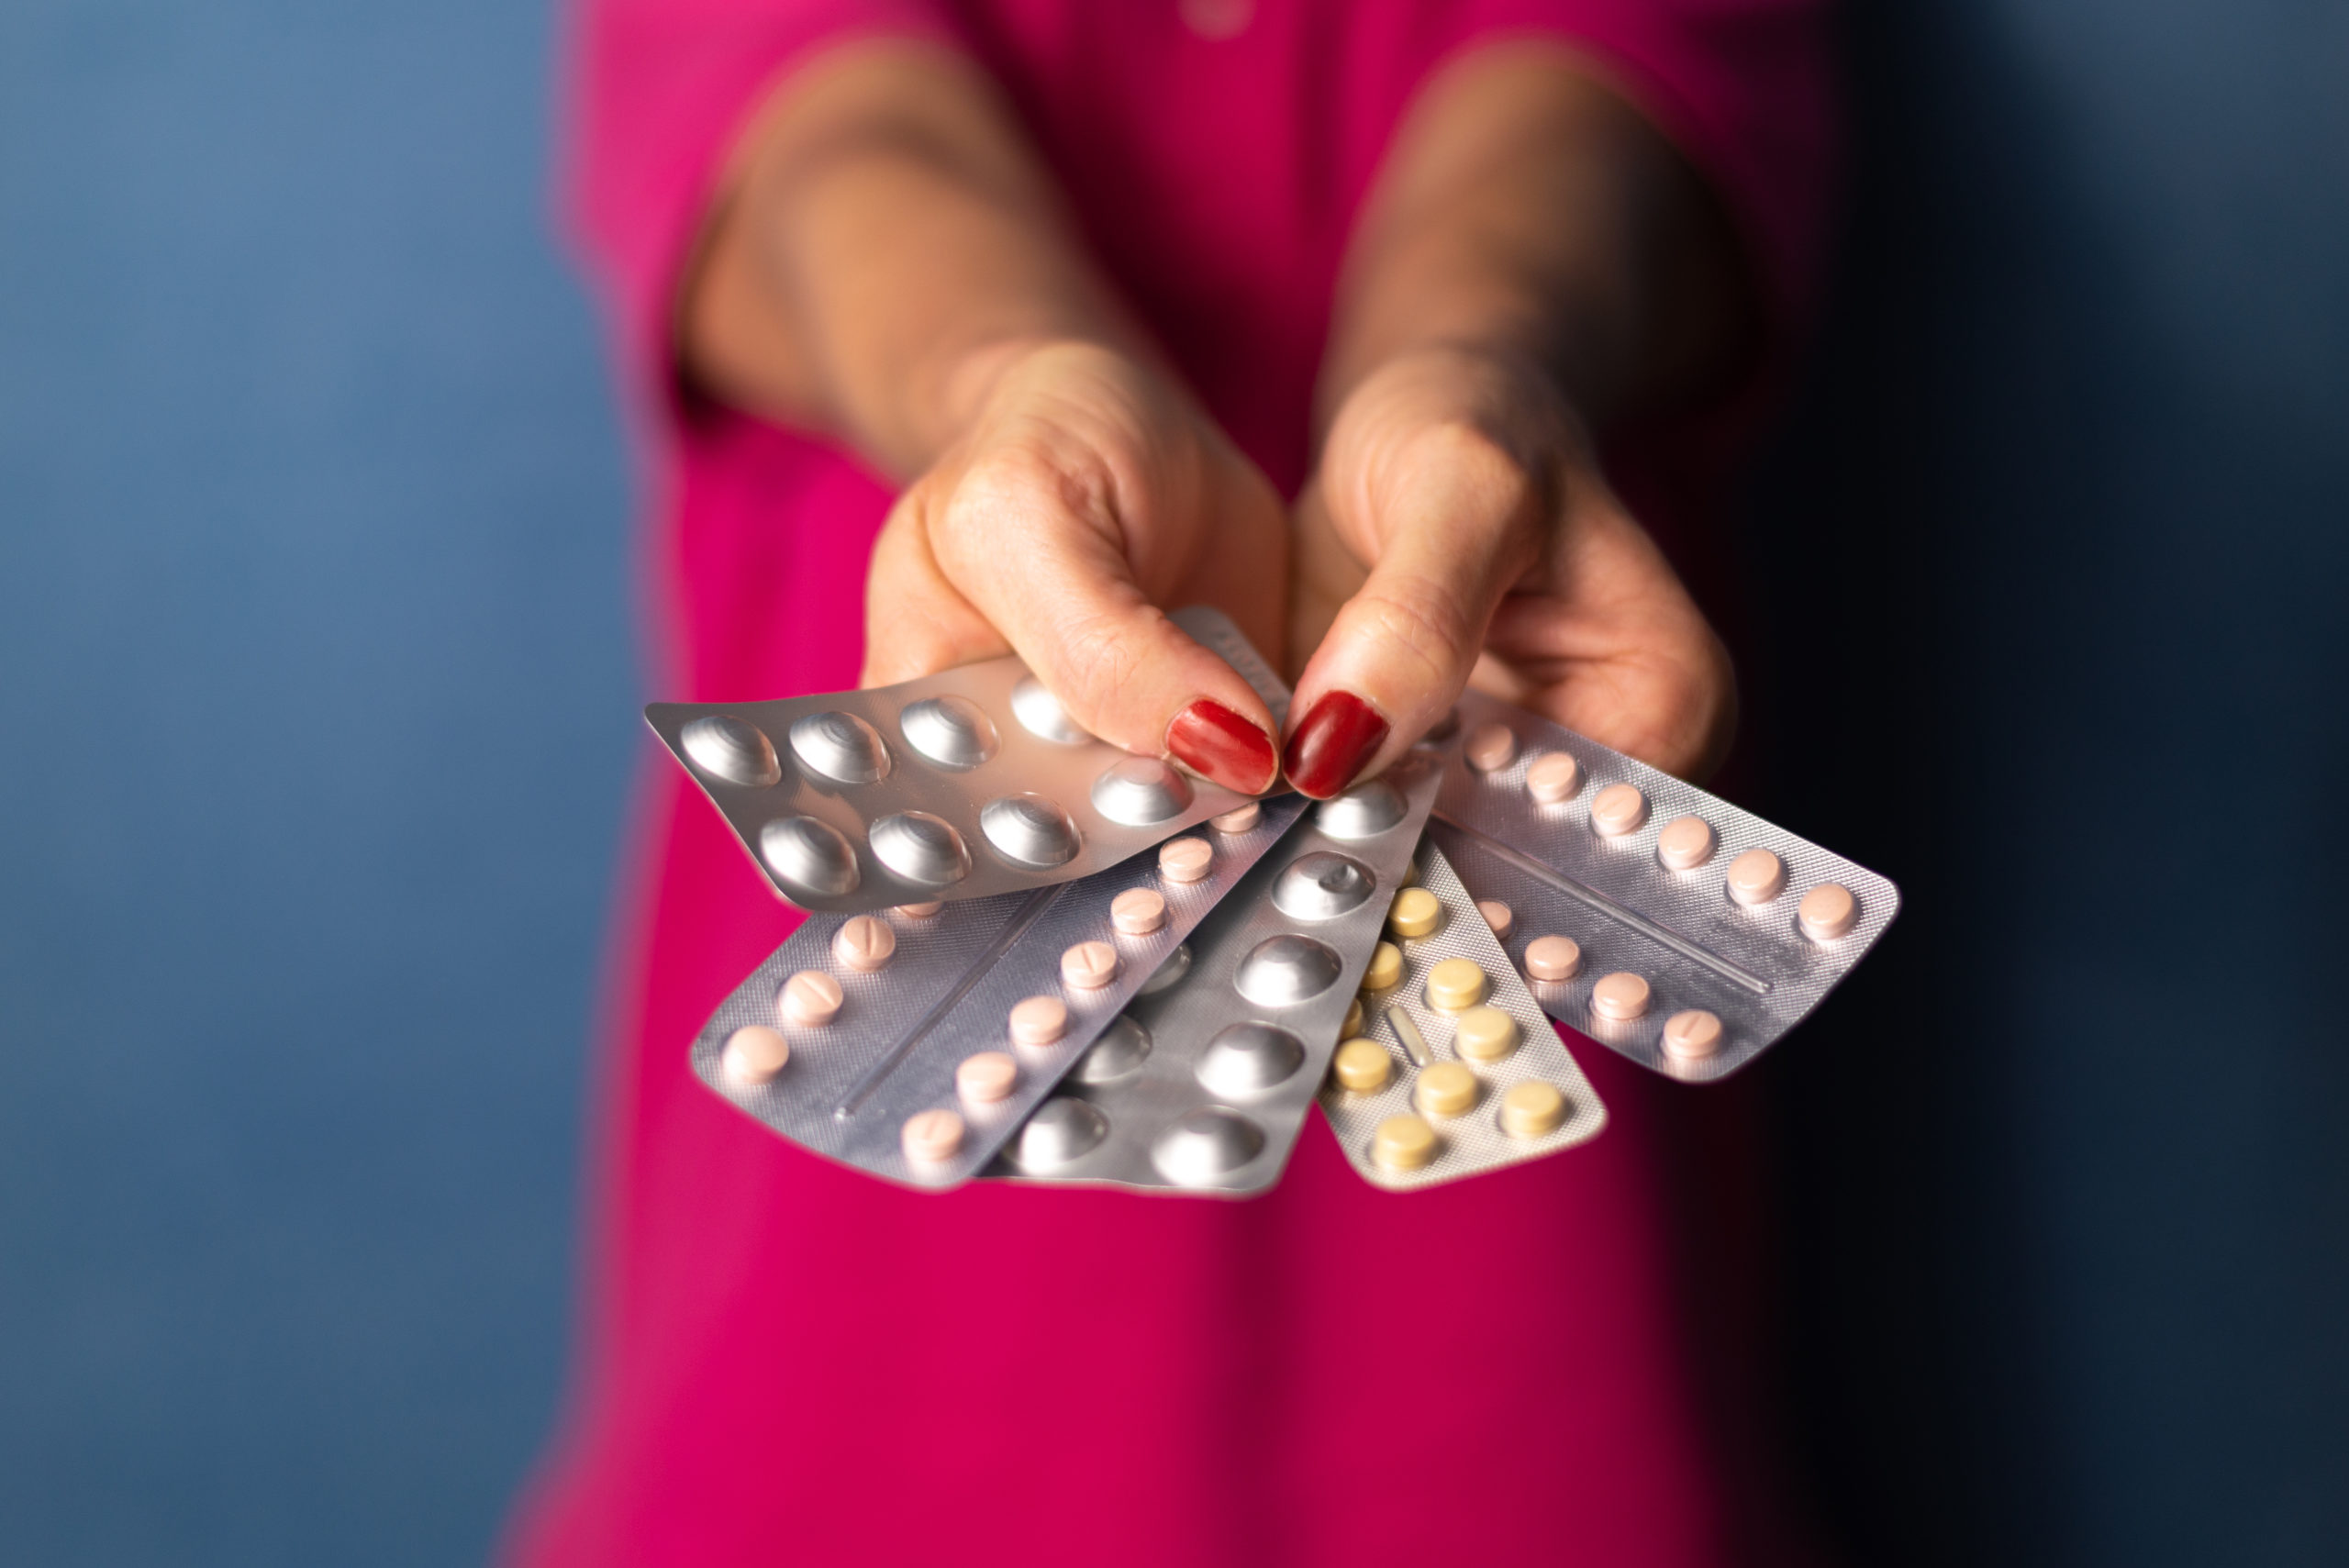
[
  {"left": 1208, "top": 801, "right": 1261, "bottom": 834},
  {"left": 1465, "top": 723, "right": 1520, "bottom": 773},
  {"left": 1332, "top": 1038, "right": 1393, "bottom": 1094},
  {"left": 1656, "top": 816, "right": 1717, "bottom": 871},
  {"left": 901, "top": 1108, "right": 964, "bottom": 1163},
  {"left": 1387, "top": 887, "right": 1443, "bottom": 940},
  {"left": 1662, "top": 1008, "right": 1726, "bottom": 1061},
  {"left": 1591, "top": 972, "right": 1652, "bottom": 1021},
  {"left": 895, "top": 900, "right": 942, "bottom": 918},
  {"left": 1591, "top": 783, "right": 1650, "bottom": 837},
  {"left": 777, "top": 970, "right": 843, "bottom": 1029},
  {"left": 1425, "top": 957, "right": 1488, "bottom": 1013},
  {"left": 1373, "top": 1114, "right": 1439, "bottom": 1172},
  {"left": 1799, "top": 883, "right": 1859, "bottom": 941},
  {"left": 1414, "top": 1061, "right": 1479, "bottom": 1118},
  {"left": 1522, "top": 935, "right": 1583, "bottom": 983},
  {"left": 1111, "top": 887, "right": 1168, "bottom": 936},
  {"left": 1061, "top": 940, "right": 1121, "bottom": 990},
  {"left": 721, "top": 1025, "right": 790, "bottom": 1087},
  {"left": 1158, "top": 837, "right": 1213, "bottom": 883},
  {"left": 1008, "top": 995, "right": 1069, "bottom": 1048},
  {"left": 955, "top": 1051, "right": 1018, "bottom": 1104},
  {"left": 1525, "top": 751, "right": 1582, "bottom": 804},
  {"left": 1361, "top": 941, "right": 1404, "bottom": 994},
  {"left": 1499, "top": 1080, "right": 1568, "bottom": 1139},
  {"left": 1453, "top": 1005, "right": 1520, "bottom": 1063},
  {"left": 831, "top": 915, "right": 896, "bottom": 973},
  {"left": 1726, "top": 848, "right": 1787, "bottom": 906},
  {"left": 1476, "top": 899, "right": 1514, "bottom": 939}
]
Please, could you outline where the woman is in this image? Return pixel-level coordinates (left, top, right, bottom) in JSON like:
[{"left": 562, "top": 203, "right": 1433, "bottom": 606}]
[{"left": 510, "top": 3, "right": 1829, "bottom": 1562}]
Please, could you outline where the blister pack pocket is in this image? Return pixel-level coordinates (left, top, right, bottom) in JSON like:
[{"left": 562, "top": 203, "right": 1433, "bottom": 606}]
[
  {"left": 649, "top": 607, "right": 1284, "bottom": 913},
  {"left": 1431, "top": 690, "right": 1900, "bottom": 1080},
  {"left": 985, "top": 737, "right": 1453, "bottom": 1196},
  {"left": 689, "top": 793, "right": 1311, "bottom": 1188},
  {"left": 1316, "top": 841, "right": 1607, "bottom": 1189}
]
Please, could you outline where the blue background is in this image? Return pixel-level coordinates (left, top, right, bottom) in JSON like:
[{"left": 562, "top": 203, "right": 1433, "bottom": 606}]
[
  {"left": 1, "top": 1, "right": 2343, "bottom": 1565},
  {"left": 0, "top": 3, "right": 633, "bottom": 1563}
]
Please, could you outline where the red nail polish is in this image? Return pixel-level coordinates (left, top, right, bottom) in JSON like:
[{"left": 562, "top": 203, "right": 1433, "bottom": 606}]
[
  {"left": 1165, "top": 700, "right": 1278, "bottom": 795},
  {"left": 1282, "top": 691, "right": 1388, "bottom": 799}
]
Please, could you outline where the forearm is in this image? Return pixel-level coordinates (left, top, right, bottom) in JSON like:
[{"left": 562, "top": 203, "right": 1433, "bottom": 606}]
[
  {"left": 1319, "top": 45, "right": 1753, "bottom": 433},
  {"left": 683, "top": 40, "right": 1139, "bottom": 478}
]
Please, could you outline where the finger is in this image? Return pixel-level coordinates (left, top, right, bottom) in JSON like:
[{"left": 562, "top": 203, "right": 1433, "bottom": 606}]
[
  {"left": 935, "top": 445, "right": 1281, "bottom": 795},
  {"left": 1283, "top": 421, "right": 1542, "bottom": 795},
  {"left": 859, "top": 484, "right": 1011, "bottom": 686}
]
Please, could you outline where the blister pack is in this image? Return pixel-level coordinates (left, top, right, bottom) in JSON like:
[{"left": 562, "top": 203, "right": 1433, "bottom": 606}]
[
  {"left": 1428, "top": 689, "right": 1900, "bottom": 1081},
  {"left": 1315, "top": 841, "right": 1607, "bottom": 1189},
  {"left": 983, "top": 737, "right": 1454, "bottom": 1196},
  {"left": 647, "top": 607, "right": 1279, "bottom": 913},
  {"left": 688, "top": 791, "right": 1310, "bottom": 1189}
]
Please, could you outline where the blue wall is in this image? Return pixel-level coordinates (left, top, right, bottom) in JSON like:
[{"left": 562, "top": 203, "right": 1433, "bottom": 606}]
[
  {"left": 1747, "top": 2, "right": 2349, "bottom": 1563},
  {"left": 0, "top": 4, "right": 634, "bottom": 1563}
]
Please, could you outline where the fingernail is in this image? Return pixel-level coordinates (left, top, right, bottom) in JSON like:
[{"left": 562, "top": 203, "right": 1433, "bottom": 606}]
[
  {"left": 1165, "top": 700, "right": 1279, "bottom": 795},
  {"left": 1282, "top": 691, "right": 1389, "bottom": 799}
]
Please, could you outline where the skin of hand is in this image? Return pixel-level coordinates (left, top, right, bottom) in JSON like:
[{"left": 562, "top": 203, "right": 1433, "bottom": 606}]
[
  {"left": 858, "top": 339, "right": 1289, "bottom": 792},
  {"left": 1284, "top": 344, "right": 1735, "bottom": 792},
  {"left": 1280, "top": 46, "right": 1753, "bottom": 795},
  {"left": 683, "top": 42, "right": 1285, "bottom": 794}
]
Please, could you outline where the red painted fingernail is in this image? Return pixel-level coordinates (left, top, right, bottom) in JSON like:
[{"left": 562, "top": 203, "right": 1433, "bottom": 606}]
[
  {"left": 1165, "top": 700, "right": 1279, "bottom": 795},
  {"left": 1282, "top": 691, "right": 1388, "bottom": 799}
]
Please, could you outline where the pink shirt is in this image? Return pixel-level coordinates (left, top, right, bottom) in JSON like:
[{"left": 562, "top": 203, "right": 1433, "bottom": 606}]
[{"left": 509, "top": 4, "right": 1829, "bottom": 1563}]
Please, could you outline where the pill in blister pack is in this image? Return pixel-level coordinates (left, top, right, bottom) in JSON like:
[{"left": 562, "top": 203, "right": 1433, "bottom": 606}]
[
  {"left": 983, "top": 737, "right": 1454, "bottom": 1196},
  {"left": 1429, "top": 689, "right": 1900, "bottom": 1081},
  {"left": 1316, "top": 842, "right": 1606, "bottom": 1190},
  {"left": 648, "top": 607, "right": 1283, "bottom": 913},
  {"left": 687, "top": 789, "right": 1311, "bottom": 1188}
]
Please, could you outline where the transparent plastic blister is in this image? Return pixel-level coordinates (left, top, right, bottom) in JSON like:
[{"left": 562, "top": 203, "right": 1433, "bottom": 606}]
[
  {"left": 648, "top": 606, "right": 1284, "bottom": 913},
  {"left": 984, "top": 740, "right": 1456, "bottom": 1196},
  {"left": 1430, "top": 689, "right": 1900, "bottom": 1081},
  {"left": 688, "top": 792, "right": 1311, "bottom": 1189},
  {"left": 1316, "top": 842, "right": 1607, "bottom": 1190}
]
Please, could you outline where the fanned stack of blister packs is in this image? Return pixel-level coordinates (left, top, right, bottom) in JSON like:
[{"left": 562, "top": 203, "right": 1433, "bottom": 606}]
[{"left": 652, "top": 608, "right": 1900, "bottom": 1195}]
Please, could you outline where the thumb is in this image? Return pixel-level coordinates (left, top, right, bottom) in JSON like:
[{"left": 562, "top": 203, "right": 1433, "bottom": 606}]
[
  {"left": 934, "top": 450, "right": 1282, "bottom": 795},
  {"left": 1282, "top": 419, "right": 1544, "bottom": 796}
]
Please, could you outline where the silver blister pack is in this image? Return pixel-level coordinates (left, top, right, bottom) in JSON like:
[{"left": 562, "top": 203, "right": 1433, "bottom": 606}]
[
  {"left": 1428, "top": 689, "right": 1900, "bottom": 1081},
  {"left": 984, "top": 737, "right": 1454, "bottom": 1196},
  {"left": 1316, "top": 841, "right": 1607, "bottom": 1190},
  {"left": 648, "top": 606, "right": 1282, "bottom": 913},
  {"left": 688, "top": 792, "right": 1312, "bottom": 1189}
]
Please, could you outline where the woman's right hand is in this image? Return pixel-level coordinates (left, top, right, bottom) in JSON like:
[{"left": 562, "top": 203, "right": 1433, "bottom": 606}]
[{"left": 859, "top": 340, "right": 1289, "bottom": 796}]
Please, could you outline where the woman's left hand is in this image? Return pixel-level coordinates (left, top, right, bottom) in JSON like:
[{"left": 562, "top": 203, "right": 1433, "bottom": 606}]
[{"left": 1283, "top": 345, "right": 1735, "bottom": 795}]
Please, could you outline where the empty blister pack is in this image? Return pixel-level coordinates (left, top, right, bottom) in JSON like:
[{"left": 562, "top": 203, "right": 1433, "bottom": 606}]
[
  {"left": 648, "top": 606, "right": 1282, "bottom": 913},
  {"left": 1429, "top": 689, "right": 1900, "bottom": 1081},
  {"left": 1317, "top": 841, "right": 1607, "bottom": 1190},
  {"left": 688, "top": 791, "right": 1310, "bottom": 1189},
  {"left": 984, "top": 737, "right": 1454, "bottom": 1196}
]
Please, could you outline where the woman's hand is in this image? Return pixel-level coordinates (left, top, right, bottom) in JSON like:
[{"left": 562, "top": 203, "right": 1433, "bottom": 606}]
[
  {"left": 860, "top": 340, "right": 1288, "bottom": 795},
  {"left": 1284, "top": 345, "right": 1735, "bottom": 794}
]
